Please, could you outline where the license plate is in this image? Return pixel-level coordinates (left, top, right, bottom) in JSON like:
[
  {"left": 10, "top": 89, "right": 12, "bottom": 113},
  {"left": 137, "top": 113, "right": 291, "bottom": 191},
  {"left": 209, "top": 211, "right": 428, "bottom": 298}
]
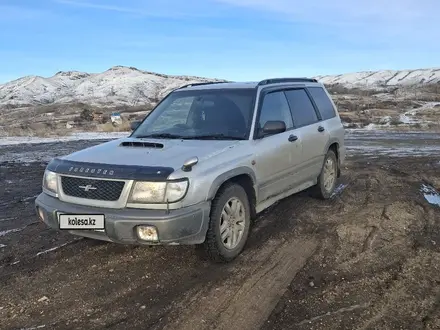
[{"left": 58, "top": 214, "right": 105, "bottom": 230}]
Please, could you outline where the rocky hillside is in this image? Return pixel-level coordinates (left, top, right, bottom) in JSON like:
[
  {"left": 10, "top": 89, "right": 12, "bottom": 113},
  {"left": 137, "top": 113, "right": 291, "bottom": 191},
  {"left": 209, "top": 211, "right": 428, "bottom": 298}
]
[
  {"left": 315, "top": 68, "right": 440, "bottom": 88},
  {"left": 0, "top": 66, "right": 226, "bottom": 109},
  {"left": 1, "top": 66, "right": 440, "bottom": 109}
]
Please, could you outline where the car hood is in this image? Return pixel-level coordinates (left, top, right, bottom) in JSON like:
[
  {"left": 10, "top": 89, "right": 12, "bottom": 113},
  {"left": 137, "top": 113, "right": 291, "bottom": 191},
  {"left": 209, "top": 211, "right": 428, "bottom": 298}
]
[{"left": 61, "top": 137, "right": 242, "bottom": 169}]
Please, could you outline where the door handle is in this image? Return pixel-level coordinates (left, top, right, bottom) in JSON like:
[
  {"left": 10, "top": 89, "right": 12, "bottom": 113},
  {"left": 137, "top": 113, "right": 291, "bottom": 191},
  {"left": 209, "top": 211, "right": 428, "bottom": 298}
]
[
  {"left": 288, "top": 135, "right": 298, "bottom": 142},
  {"left": 318, "top": 126, "right": 325, "bottom": 132}
]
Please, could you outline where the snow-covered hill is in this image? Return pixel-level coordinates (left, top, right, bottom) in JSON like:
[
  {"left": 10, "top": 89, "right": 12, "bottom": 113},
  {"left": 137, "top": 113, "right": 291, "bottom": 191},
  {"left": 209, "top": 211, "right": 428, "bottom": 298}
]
[
  {"left": 1, "top": 66, "right": 439, "bottom": 109},
  {"left": 0, "top": 66, "right": 227, "bottom": 108},
  {"left": 315, "top": 68, "right": 440, "bottom": 87}
]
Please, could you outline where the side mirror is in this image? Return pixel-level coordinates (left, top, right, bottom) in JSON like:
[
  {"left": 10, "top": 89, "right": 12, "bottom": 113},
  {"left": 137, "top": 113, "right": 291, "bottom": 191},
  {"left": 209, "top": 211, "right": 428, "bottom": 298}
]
[
  {"left": 261, "top": 120, "right": 286, "bottom": 136},
  {"left": 130, "top": 121, "right": 141, "bottom": 131}
]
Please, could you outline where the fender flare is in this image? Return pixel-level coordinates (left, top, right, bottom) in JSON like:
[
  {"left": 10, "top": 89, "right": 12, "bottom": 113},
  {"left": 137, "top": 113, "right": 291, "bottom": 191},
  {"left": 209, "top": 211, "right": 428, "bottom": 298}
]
[
  {"left": 324, "top": 139, "right": 341, "bottom": 176},
  {"left": 207, "top": 166, "right": 257, "bottom": 201}
]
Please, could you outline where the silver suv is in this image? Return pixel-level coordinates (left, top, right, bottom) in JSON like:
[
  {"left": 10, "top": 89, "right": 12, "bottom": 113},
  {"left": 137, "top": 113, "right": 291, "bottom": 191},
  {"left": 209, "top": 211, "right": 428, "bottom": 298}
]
[{"left": 35, "top": 78, "right": 345, "bottom": 262}]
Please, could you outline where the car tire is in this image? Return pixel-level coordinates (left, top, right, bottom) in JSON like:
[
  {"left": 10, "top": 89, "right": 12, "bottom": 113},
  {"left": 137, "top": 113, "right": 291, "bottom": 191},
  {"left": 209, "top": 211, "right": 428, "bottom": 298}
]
[
  {"left": 201, "top": 182, "right": 251, "bottom": 263},
  {"left": 310, "top": 149, "right": 338, "bottom": 200}
]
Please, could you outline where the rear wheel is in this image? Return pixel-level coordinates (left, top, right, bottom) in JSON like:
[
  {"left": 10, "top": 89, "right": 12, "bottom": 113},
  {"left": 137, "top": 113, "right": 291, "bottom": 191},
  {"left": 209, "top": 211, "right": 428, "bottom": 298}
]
[
  {"left": 201, "top": 183, "right": 251, "bottom": 263},
  {"left": 310, "top": 149, "right": 338, "bottom": 200}
]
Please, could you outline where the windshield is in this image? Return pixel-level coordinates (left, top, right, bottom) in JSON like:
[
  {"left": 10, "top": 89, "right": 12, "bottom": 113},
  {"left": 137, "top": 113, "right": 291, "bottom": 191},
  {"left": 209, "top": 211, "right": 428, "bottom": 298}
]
[{"left": 131, "top": 88, "right": 256, "bottom": 140}]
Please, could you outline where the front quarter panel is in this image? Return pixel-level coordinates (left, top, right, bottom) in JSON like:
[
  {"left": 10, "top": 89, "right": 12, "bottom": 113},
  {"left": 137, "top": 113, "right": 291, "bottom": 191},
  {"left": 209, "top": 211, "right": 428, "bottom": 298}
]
[{"left": 168, "top": 143, "right": 256, "bottom": 207}]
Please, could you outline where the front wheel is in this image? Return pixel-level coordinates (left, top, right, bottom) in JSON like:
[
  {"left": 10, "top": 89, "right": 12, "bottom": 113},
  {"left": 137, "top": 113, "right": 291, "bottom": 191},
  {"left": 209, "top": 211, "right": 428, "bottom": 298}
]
[
  {"left": 310, "top": 149, "right": 338, "bottom": 200},
  {"left": 201, "top": 183, "right": 251, "bottom": 263}
]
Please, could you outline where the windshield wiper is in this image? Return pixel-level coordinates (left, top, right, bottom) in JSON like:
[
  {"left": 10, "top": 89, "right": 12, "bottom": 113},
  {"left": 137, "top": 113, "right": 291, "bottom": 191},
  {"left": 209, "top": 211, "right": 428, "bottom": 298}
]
[
  {"left": 182, "top": 134, "right": 246, "bottom": 140},
  {"left": 135, "top": 133, "right": 184, "bottom": 139}
]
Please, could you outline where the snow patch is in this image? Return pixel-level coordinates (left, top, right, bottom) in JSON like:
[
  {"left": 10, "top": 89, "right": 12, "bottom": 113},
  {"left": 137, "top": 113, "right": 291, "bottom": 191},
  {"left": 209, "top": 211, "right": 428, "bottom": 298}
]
[
  {"left": 21, "top": 194, "right": 39, "bottom": 202},
  {"left": 399, "top": 101, "right": 440, "bottom": 124},
  {"left": 378, "top": 116, "right": 392, "bottom": 125},
  {"left": 364, "top": 123, "right": 378, "bottom": 130},
  {"left": 420, "top": 184, "right": 440, "bottom": 207},
  {"left": 19, "top": 326, "right": 46, "bottom": 330},
  {"left": 347, "top": 145, "right": 440, "bottom": 157},
  {"left": 36, "top": 242, "right": 71, "bottom": 256},
  {"left": 0, "top": 226, "right": 26, "bottom": 237},
  {"left": 0, "top": 132, "right": 128, "bottom": 146}
]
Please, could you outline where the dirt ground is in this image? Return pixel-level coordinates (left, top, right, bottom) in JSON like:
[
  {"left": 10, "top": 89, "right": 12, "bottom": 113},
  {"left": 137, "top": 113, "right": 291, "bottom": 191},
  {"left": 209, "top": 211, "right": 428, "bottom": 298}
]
[{"left": 1, "top": 145, "right": 440, "bottom": 329}]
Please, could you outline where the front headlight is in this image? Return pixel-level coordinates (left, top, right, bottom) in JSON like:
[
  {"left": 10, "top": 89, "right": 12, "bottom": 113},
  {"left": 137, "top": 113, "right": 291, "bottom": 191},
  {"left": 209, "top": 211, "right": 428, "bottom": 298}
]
[
  {"left": 128, "top": 180, "right": 188, "bottom": 204},
  {"left": 43, "top": 170, "right": 58, "bottom": 194}
]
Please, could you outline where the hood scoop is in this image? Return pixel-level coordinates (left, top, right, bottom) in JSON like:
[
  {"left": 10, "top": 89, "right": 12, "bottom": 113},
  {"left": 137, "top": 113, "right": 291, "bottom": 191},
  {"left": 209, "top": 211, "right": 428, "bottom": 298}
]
[{"left": 119, "top": 141, "right": 164, "bottom": 149}]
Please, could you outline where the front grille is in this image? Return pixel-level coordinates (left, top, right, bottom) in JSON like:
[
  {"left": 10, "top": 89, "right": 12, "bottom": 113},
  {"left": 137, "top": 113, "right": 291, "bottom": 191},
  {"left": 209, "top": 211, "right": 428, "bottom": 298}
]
[{"left": 61, "top": 176, "right": 125, "bottom": 201}]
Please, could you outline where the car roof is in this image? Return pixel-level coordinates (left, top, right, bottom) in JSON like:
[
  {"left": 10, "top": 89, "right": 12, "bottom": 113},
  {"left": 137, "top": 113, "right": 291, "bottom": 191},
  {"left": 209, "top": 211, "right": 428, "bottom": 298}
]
[
  {"left": 176, "top": 79, "right": 323, "bottom": 91},
  {"left": 178, "top": 82, "right": 259, "bottom": 90}
]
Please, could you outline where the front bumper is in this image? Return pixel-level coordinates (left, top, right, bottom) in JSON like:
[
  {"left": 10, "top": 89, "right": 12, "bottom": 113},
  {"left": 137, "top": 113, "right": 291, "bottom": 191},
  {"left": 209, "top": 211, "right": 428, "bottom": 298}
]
[{"left": 35, "top": 193, "right": 211, "bottom": 245}]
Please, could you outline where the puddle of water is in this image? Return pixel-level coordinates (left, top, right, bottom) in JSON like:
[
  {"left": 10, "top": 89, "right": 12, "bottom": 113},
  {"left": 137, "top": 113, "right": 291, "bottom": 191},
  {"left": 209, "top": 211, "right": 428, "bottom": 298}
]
[
  {"left": 332, "top": 183, "right": 348, "bottom": 198},
  {"left": 420, "top": 184, "right": 440, "bottom": 206}
]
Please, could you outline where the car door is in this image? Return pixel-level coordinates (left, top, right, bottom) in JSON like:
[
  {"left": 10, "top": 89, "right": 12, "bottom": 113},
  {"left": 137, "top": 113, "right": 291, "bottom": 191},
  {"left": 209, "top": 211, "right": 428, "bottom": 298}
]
[
  {"left": 252, "top": 90, "right": 303, "bottom": 203},
  {"left": 284, "top": 88, "right": 329, "bottom": 181}
]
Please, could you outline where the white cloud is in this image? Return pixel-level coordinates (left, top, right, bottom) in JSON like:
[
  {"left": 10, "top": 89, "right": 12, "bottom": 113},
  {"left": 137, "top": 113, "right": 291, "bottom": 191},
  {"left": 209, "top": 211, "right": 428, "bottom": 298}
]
[
  {"left": 53, "top": 0, "right": 233, "bottom": 18},
  {"left": 213, "top": 0, "right": 440, "bottom": 46}
]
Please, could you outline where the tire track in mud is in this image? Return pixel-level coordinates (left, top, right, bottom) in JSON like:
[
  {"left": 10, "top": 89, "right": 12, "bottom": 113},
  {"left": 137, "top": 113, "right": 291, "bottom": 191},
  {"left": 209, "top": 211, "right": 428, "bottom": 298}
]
[{"left": 160, "top": 238, "right": 318, "bottom": 330}]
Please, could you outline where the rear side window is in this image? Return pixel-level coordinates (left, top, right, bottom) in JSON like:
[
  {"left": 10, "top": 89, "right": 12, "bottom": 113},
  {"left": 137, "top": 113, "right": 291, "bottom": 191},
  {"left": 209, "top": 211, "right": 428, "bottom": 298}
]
[
  {"left": 284, "top": 89, "right": 319, "bottom": 127},
  {"left": 258, "top": 91, "right": 294, "bottom": 130},
  {"left": 307, "top": 87, "right": 336, "bottom": 120}
]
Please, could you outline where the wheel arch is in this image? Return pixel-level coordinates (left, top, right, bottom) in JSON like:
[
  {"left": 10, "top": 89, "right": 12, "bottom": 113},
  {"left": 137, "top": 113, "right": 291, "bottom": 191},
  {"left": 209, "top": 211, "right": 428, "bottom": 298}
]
[
  {"left": 325, "top": 139, "right": 341, "bottom": 177},
  {"left": 207, "top": 167, "right": 257, "bottom": 220}
]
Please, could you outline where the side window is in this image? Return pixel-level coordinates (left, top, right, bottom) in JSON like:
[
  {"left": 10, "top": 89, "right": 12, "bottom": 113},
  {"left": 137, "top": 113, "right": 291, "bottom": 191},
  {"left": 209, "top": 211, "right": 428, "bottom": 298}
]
[
  {"left": 258, "top": 91, "right": 293, "bottom": 134},
  {"left": 307, "top": 87, "right": 336, "bottom": 120},
  {"left": 284, "top": 89, "right": 319, "bottom": 127}
]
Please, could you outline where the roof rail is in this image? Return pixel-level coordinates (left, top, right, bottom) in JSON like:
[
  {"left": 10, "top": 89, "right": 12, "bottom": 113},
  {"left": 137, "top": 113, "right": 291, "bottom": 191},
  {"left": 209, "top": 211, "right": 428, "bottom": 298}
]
[
  {"left": 257, "top": 78, "right": 318, "bottom": 86},
  {"left": 176, "top": 81, "right": 228, "bottom": 90}
]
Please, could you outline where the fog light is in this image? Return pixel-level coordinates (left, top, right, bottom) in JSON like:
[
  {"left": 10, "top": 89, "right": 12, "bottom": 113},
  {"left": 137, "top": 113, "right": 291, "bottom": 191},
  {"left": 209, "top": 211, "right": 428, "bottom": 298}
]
[
  {"left": 37, "top": 207, "right": 45, "bottom": 222},
  {"left": 137, "top": 226, "right": 158, "bottom": 241}
]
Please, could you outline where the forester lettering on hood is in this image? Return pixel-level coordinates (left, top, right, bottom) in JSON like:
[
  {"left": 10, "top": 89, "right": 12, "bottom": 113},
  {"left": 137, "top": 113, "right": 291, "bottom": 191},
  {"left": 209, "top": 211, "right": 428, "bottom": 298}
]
[{"left": 46, "top": 158, "right": 174, "bottom": 181}]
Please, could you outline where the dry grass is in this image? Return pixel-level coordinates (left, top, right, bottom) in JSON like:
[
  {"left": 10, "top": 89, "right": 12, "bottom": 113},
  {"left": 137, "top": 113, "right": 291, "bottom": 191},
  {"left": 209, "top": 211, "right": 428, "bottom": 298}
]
[{"left": 1, "top": 125, "right": 71, "bottom": 137}]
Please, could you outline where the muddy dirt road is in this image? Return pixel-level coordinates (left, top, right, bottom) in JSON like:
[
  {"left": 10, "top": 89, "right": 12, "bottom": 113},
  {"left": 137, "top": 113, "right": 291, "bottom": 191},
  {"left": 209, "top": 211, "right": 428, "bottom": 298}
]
[{"left": 1, "top": 131, "right": 440, "bottom": 330}]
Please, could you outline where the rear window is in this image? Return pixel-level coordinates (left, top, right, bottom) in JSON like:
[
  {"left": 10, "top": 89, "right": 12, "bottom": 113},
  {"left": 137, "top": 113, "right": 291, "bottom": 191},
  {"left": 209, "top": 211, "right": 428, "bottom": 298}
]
[{"left": 307, "top": 87, "right": 336, "bottom": 120}]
